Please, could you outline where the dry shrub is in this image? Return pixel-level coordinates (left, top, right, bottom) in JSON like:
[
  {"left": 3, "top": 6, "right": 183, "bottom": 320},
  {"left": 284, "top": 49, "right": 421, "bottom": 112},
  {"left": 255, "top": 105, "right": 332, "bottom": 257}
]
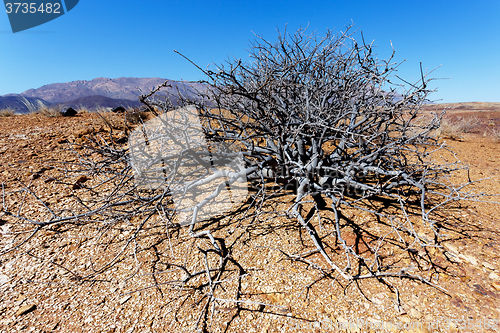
[
  {"left": 124, "top": 108, "right": 150, "bottom": 125},
  {"left": 0, "top": 107, "right": 15, "bottom": 117},
  {"left": 457, "top": 115, "right": 482, "bottom": 133},
  {"left": 36, "top": 104, "right": 63, "bottom": 117},
  {"left": 440, "top": 115, "right": 482, "bottom": 140},
  {"left": 489, "top": 128, "right": 500, "bottom": 143},
  {"left": 95, "top": 107, "right": 151, "bottom": 131},
  {"left": 95, "top": 110, "right": 124, "bottom": 130},
  {"left": 76, "top": 105, "right": 90, "bottom": 114},
  {"left": 440, "top": 119, "right": 464, "bottom": 141}
]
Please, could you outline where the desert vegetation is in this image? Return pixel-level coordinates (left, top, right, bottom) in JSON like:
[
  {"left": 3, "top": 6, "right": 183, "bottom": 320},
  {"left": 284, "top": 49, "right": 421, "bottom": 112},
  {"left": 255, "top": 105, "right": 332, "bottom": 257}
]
[
  {"left": 439, "top": 115, "right": 482, "bottom": 140},
  {"left": 1, "top": 25, "right": 498, "bottom": 331},
  {"left": 33, "top": 104, "right": 64, "bottom": 117},
  {"left": 0, "top": 107, "right": 15, "bottom": 117}
]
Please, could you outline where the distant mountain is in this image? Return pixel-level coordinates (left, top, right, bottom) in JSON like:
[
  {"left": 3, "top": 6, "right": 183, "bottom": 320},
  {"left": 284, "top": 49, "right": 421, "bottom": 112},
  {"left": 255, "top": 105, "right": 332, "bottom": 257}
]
[
  {"left": 19, "top": 77, "right": 204, "bottom": 104},
  {"left": 0, "top": 77, "right": 208, "bottom": 113},
  {"left": 57, "top": 95, "right": 142, "bottom": 110},
  {"left": 0, "top": 95, "right": 50, "bottom": 114}
]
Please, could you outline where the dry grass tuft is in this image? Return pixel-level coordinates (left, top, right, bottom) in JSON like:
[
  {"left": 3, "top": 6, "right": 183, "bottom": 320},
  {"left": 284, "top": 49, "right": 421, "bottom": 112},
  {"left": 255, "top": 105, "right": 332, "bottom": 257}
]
[
  {"left": 488, "top": 128, "right": 500, "bottom": 143},
  {"left": 76, "top": 105, "right": 90, "bottom": 114},
  {"left": 439, "top": 115, "right": 482, "bottom": 140},
  {"left": 95, "top": 110, "right": 123, "bottom": 130},
  {"left": 0, "top": 107, "right": 15, "bottom": 117},
  {"left": 95, "top": 107, "right": 151, "bottom": 131},
  {"left": 35, "top": 104, "right": 63, "bottom": 117}
]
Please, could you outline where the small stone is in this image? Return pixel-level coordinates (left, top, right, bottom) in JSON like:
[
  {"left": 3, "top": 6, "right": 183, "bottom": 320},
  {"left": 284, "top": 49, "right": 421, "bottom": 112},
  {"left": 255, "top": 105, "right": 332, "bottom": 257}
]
[
  {"left": 445, "top": 251, "right": 462, "bottom": 263},
  {"left": 72, "top": 175, "right": 89, "bottom": 190},
  {"left": 443, "top": 243, "right": 459, "bottom": 254},
  {"left": 399, "top": 315, "right": 411, "bottom": 322},
  {"left": 482, "top": 261, "right": 496, "bottom": 270},
  {"left": 44, "top": 177, "right": 56, "bottom": 183},
  {"left": 56, "top": 240, "right": 68, "bottom": 248},
  {"left": 417, "top": 232, "right": 431, "bottom": 243},
  {"left": 458, "top": 254, "right": 478, "bottom": 265},
  {"left": 74, "top": 128, "right": 91, "bottom": 138},
  {"left": 489, "top": 272, "right": 499, "bottom": 280},
  {"left": 119, "top": 295, "right": 132, "bottom": 305},
  {"left": 15, "top": 304, "right": 36, "bottom": 316},
  {"left": 51, "top": 321, "right": 60, "bottom": 331},
  {"left": 439, "top": 273, "right": 449, "bottom": 282},
  {"left": 0, "top": 274, "right": 10, "bottom": 285},
  {"left": 409, "top": 308, "right": 421, "bottom": 318}
]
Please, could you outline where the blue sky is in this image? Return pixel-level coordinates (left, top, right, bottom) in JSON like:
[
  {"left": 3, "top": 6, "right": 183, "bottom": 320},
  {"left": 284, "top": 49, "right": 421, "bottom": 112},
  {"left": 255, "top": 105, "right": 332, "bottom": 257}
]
[{"left": 1, "top": 0, "right": 499, "bottom": 103}]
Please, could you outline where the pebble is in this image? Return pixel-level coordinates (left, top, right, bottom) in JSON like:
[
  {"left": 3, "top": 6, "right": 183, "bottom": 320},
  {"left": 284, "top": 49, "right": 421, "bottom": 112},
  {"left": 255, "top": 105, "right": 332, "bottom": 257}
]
[
  {"left": 443, "top": 243, "right": 459, "bottom": 254},
  {"left": 458, "top": 254, "right": 478, "bottom": 265},
  {"left": 119, "top": 295, "right": 132, "bottom": 305},
  {"left": 409, "top": 308, "right": 422, "bottom": 318},
  {"left": 0, "top": 274, "right": 10, "bottom": 285},
  {"left": 482, "top": 261, "right": 496, "bottom": 270},
  {"left": 15, "top": 304, "right": 36, "bottom": 316}
]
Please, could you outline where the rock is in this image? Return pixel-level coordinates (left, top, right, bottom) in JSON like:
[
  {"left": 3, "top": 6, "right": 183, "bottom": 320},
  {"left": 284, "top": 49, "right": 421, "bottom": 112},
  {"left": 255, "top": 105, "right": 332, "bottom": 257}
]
[
  {"left": 50, "top": 321, "right": 60, "bottom": 331},
  {"left": 416, "top": 232, "right": 431, "bottom": 243},
  {"left": 111, "top": 106, "right": 126, "bottom": 113},
  {"left": 492, "top": 282, "right": 500, "bottom": 291},
  {"left": 443, "top": 243, "right": 459, "bottom": 254},
  {"left": 34, "top": 167, "right": 50, "bottom": 174},
  {"left": 409, "top": 308, "right": 422, "bottom": 318},
  {"left": 74, "top": 128, "right": 92, "bottom": 138},
  {"left": 114, "top": 136, "right": 127, "bottom": 144},
  {"left": 0, "top": 274, "right": 9, "bottom": 285},
  {"left": 15, "top": 304, "right": 36, "bottom": 316},
  {"left": 458, "top": 254, "right": 478, "bottom": 265},
  {"left": 61, "top": 107, "right": 77, "bottom": 117},
  {"left": 489, "top": 272, "right": 499, "bottom": 280},
  {"left": 119, "top": 295, "right": 132, "bottom": 305},
  {"left": 482, "top": 261, "right": 496, "bottom": 270},
  {"left": 72, "top": 175, "right": 89, "bottom": 190}
]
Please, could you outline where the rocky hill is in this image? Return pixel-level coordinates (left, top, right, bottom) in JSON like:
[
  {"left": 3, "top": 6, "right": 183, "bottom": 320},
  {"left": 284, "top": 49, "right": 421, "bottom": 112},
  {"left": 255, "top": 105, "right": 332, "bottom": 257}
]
[
  {"left": 0, "top": 95, "right": 50, "bottom": 114},
  {"left": 58, "top": 95, "right": 142, "bottom": 110},
  {"left": 1, "top": 77, "right": 207, "bottom": 113},
  {"left": 19, "top": 77, "right": 205, "bottom": 104}
]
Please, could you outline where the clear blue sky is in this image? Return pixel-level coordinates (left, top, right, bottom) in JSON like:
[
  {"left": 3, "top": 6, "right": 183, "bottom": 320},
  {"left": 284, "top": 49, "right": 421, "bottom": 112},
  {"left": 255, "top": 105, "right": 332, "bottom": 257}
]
[{"left": 1, "top": 0, "right": 499, "bottom": 103}]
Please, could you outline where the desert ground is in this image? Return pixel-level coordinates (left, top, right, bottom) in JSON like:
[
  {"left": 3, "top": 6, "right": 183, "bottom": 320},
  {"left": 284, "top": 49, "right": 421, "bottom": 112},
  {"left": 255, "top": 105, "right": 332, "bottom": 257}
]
[{"left": 0, "top": 102, "right": 500, "bottom": 332}]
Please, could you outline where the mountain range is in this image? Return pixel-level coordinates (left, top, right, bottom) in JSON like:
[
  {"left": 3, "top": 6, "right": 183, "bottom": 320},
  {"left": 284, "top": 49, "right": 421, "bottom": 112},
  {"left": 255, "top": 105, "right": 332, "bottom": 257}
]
[{"left": 0, "top": 77, "right": 205, "bottom": 113}]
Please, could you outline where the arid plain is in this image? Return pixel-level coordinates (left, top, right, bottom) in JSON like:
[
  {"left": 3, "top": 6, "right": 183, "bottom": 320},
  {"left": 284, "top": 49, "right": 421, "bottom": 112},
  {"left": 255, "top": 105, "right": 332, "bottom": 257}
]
[{"left": 1, "top": 102, "right": 499, "bottom": 332}]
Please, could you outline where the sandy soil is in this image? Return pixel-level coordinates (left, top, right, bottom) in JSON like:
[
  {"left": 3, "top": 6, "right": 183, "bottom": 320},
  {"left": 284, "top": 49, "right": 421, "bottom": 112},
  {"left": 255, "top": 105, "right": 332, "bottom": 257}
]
[{"left": 0, "top": 104, "right": 499, "bottom": 332}]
